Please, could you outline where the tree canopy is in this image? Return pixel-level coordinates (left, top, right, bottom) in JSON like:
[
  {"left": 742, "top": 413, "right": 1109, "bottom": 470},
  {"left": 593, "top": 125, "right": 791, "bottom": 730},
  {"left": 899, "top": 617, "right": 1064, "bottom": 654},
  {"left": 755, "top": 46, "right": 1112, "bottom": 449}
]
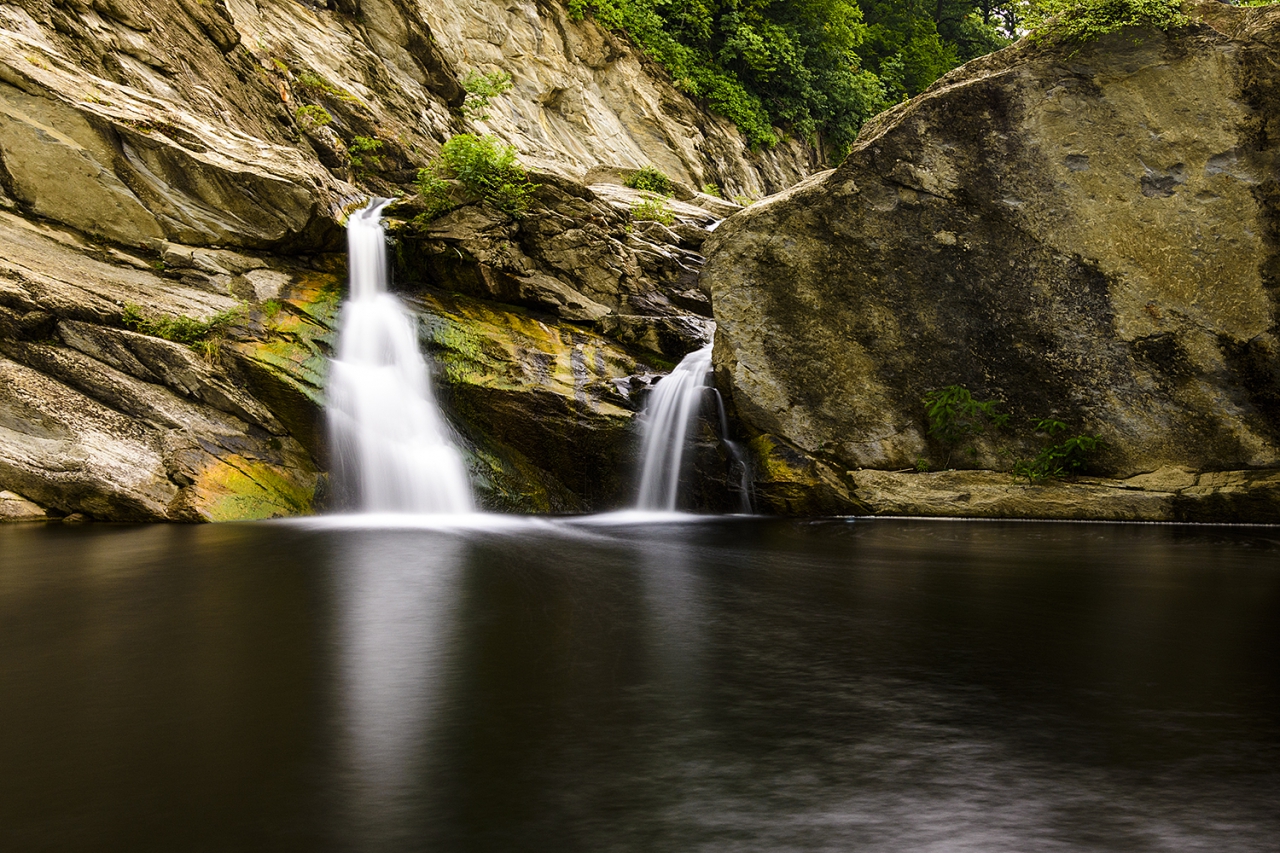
[{"left": 570, "top": 0, "right": 1021, "bottom": 157}]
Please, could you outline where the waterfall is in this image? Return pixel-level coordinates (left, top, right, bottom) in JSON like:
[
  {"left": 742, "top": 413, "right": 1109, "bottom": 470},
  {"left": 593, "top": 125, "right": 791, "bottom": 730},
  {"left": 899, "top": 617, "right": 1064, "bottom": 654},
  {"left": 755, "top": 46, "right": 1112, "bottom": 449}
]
[
  {"left": 635, "top": 343, "right": 714, "bottom": 511},
  {"left": 326, "top": 200, "right": 473, "bottom": 513}
]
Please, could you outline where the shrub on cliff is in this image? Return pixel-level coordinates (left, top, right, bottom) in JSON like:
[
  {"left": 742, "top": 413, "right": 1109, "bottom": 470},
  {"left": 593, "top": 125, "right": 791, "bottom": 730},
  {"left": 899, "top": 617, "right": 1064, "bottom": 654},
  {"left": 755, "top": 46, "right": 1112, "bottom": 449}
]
[
  {"left": 624, "top": 166, "right": 673, "bottom": 196},
  {"left": 416, "top": 134, "right": 537, "bottom": 220},
  {"left": 1029, "top": 0, "right": 1189, "bottom": 44}
]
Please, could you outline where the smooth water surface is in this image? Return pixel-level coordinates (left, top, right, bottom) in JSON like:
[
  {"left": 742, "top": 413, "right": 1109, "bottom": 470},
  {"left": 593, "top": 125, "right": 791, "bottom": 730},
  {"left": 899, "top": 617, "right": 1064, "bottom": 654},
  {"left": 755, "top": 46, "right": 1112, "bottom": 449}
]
[{"left": 2, "top": 519, "right": 1278, "bottom": 851}]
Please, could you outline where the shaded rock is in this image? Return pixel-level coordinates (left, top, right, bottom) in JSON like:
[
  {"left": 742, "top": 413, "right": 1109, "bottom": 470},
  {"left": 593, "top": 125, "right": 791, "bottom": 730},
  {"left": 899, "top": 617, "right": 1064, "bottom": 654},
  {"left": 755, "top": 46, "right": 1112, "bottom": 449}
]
[
  {"left": 416, "top": 289, "right": 649, "bottom": 511},
  {"left": 704, "top": 3, "right": 1280, "bottom": 520},
  {"left": 849, "top": 467, "right": 1280, "bottom": 524},
  {"left": 0, "top": 489, "right": 48, "bottom": 521}
]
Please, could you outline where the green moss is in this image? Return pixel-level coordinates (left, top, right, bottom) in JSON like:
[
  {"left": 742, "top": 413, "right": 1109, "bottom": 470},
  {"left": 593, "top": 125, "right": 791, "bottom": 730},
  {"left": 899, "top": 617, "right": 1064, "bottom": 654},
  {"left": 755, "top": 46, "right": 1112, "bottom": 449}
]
[
  {"left": 121, "top": 303, "right": 242, "bottom": 348},
  {"left": 294, "top": 71, "right": 359, "bottom": 102},
  {"left": 294, "top": 104, "right": 332, "bottom": 129}
]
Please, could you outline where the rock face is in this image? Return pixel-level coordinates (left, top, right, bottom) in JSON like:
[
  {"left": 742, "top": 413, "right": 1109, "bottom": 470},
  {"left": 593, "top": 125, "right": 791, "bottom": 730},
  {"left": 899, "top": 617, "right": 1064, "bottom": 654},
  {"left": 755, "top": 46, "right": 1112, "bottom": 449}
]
[
  {"left": 703, "top": 2, "right": 1280, "bottom": 522},
  {"left": 0, "top": 0, "right": 777, "bottom": 519}
]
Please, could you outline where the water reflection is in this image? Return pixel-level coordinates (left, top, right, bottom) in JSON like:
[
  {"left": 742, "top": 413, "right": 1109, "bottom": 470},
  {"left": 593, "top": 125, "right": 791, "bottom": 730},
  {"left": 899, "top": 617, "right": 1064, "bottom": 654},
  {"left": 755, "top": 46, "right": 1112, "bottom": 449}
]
[
  {"left": 331, "top": 533, "right": 466, "bottom": 848},
  {"left": 0, "top": 519, "right": 1277, "bottom": 851}
]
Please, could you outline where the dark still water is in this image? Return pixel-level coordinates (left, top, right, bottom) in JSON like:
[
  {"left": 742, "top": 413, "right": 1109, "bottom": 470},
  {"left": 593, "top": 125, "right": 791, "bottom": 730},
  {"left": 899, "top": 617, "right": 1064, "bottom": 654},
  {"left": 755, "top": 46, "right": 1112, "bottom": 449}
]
[{"left": 2, "top": 517, "right": 1278, "bottom": 852}]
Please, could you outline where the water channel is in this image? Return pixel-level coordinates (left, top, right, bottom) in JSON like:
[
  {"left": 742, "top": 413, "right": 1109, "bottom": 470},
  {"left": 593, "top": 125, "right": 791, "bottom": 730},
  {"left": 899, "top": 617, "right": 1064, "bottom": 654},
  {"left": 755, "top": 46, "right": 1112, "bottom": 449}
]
[{"left": 2, "top": 517, "right": 1277, "bottom": 851}]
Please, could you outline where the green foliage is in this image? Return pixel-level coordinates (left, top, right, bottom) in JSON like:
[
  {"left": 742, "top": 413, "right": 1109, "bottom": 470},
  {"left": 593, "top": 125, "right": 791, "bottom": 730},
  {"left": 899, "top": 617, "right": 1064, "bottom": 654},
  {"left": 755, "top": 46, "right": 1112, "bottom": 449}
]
[
  {"left": 461, "top": 69, "right": 514, "bottom": 120},
  {"left": 1028, "top": 0, "right": 1190, "bottom": 45},
  {"left": 701, "top": 183, "right": 722, "bottom": 198},
  {"left": 294, "top": 71, "right": 359, "bottom": 102},
  {"left": 631, "top": 195, "right": 676, "bottom": 225},
  {"left": 733, "top": 193, "right": 758, "bottom": 206},
  {"left": 570, "top": 0, "right": 1012, "bottom": 156},
  {"left": 294, "top": 104, "right": 332, "bottom": 129},
  {"left": 624, "top": 165, "right": 674, "bottom": 196},
  {"left": 348, "top": 135, "right": 383, "bottom": 173},
  {"left": 923, "top": 385, "right": 1009, "bottom": 445},
  {"left": 121, "top": 303, "right": 241, "bottom": 348},
  {"left": 415, "top": 134, "right": 538, "bottom": 220},
  {"left": 1012, "top": 419, "right": 1104, "bottom": 483}
]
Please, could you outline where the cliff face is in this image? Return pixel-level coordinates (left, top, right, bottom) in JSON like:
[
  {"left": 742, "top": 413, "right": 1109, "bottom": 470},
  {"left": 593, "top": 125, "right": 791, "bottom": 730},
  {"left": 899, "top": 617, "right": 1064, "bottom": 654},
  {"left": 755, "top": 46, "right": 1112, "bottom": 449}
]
[
  {"left": 0, "top": 0, "right": 787, "bottom": 520},
  {"left": 703, "top": 2, "right": 1280, "bottom": 521}
]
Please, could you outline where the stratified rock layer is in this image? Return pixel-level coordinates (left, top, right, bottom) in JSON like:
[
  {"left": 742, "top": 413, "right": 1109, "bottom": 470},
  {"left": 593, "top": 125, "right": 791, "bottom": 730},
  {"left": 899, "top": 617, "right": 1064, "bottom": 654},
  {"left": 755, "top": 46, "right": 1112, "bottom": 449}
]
[
  {"left": 704, "top": 2, "right": 1280, "bottom": 521},
  {"left": 0, "top": 0, "right": 790, "bottom": 520}
]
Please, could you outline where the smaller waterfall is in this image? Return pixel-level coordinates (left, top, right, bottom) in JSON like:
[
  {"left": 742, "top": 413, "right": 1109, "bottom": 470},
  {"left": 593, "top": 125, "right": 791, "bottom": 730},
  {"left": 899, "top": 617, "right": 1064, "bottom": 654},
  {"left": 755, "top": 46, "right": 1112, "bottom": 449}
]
[
  {"left": 709, "top": 387, "right": 754, "bottom": 514},
  {"left": 327, "top": 201, "right": 473, "bottom": 513},
  {"left": 635, "top": 344, "right": 714, "bottom": 511}
]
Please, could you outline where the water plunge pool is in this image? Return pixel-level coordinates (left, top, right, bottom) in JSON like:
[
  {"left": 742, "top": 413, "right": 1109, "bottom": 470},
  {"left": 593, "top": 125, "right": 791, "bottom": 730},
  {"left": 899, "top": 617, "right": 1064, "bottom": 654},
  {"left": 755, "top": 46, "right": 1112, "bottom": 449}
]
[{"left": 2, "top": 518, "right": 1278, "bottom": 851}]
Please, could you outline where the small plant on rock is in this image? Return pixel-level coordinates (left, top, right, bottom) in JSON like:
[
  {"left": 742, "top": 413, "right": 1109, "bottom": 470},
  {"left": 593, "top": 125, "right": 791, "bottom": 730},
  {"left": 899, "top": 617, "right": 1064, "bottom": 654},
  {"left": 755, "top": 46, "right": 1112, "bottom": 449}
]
[
  {"left": 348, "top": 135, "right": 383, "bottom": 174},
  {"left": 460, "top": 69, "right": 513, "bottom": 121},
  {"left": 924, "top": 385, "right": 1009, "bottom": 444},
  {"left": 631, "top": 196, "right": 675, "bottom": 226},
  {"left": 701, "top": 183, "right": 722, "bottom": 198},
  {"left": 294, "top": 104, "right": 332, "bottom": 130},
  {"left": 922, "top": 385, "right": 1009, "bottom": 468},
  {"left": 295, "top": 71, "right": 359, "bottom": 102},
  {"left": 121, "top": 303, "right": 242, "bottom": 357},
  {"left": 415, "top": 133, "right": 538, "bottom": 221},
  {"left": 1012, "top": 419, "right": 1105, "bottom": 484},
  {"left": 625, "top": 165, "right": 674, "bottom": 196}
]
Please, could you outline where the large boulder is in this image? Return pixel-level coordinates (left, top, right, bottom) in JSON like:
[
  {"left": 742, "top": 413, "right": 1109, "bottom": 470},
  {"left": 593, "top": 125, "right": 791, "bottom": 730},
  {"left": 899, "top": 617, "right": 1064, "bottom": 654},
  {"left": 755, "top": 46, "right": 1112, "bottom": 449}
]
[{"left": 703, "top": 2, "right": 1280, "bottom": 521}]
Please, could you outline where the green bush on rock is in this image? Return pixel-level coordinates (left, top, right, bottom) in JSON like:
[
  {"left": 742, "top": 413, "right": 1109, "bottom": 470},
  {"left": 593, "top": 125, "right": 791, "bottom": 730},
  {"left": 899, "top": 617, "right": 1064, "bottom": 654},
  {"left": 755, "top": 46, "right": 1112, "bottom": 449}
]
[
  {"left": 415, "top": 134, "right": 538, "bottom": 221},
  {"left": 631, "top": 195, "right": 676, "bottom": 225},
  {"left": 1012, "top": 419, "right": 1104, "bottom": 483},
  {"left": 624, "top": 166, "right": 674, "bottom": 196},
  {"left": 1029, "top": 0, "right": 1189, "bottom": 45},
  {"left": 461, "top": 69, "right": 514, "bottom": 120}
]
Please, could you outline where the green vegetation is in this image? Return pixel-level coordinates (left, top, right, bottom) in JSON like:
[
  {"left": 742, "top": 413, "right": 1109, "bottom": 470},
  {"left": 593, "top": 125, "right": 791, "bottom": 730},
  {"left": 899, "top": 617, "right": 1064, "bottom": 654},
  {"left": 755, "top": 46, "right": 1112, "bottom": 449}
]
[
  {"left": 624, "top": 165, "right": 674, "bottom": 196},
  {"left": 631, "top": 195, "right": 676, "bottom": 225},
  {"left": 1012, "top": 419, "right": 1104, "bottom": 483},
  {"left": 295, "top": 71, "right": 360, "bottom": 102},
  {"left": 921, "top": 386, "right": 1104, "bottom": 479},
  {"left": 294, "top": 104, "right": 332, "bottom": 130},
  {"left": 702, "top": 183, "right": 723, "bottom": 198},
  {"left": 923, "top": 385, "right": 1008, "bottom": 445},
  {"left": 415, "top": 134, "right": 539, "bottom": 220},
  {"left": 461, "top": 69, "right": 514, "bottom": 120},
  {"left": 569, "top": 0, "right": 1016, "bottom": 156},
  {"left": 1028, "top": 0, "right": 1189, "bottom": 45},
  {"left": 121, "top": 303, "right": 242, "bottom": 357},
  {"left": 348, "top": 136, "right": 383, "bottom": 173},
  {"left": 922, "top": 384, "right": 1008, "bottom": 468}
]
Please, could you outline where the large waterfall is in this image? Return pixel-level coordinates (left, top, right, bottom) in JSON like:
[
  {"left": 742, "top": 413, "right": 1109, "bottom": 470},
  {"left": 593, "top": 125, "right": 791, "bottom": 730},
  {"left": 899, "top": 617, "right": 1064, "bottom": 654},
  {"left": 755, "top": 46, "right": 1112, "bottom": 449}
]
[
  {"left": 327, "top": 201, "right": 473, "bottom": 513},
  {"left": 635, "top": 343, "right": 714, "bottom": 511}
]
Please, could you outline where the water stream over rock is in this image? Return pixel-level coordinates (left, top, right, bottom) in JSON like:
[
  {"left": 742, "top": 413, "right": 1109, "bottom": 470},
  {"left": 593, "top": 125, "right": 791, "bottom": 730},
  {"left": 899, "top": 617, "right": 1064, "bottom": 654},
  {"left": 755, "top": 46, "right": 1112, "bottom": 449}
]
[
  {"left": 635, "top": 343, "right": 714, "bottom": 511},
  {"left": 326, "top": 202, "right": 473, "bottom": 513}
]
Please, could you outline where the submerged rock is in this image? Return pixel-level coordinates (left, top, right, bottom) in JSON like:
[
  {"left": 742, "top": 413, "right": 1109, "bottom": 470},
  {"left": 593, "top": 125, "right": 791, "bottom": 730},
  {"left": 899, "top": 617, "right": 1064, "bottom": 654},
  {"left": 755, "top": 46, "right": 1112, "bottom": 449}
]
[{"left": 704, "top": 1, "right": 1280, "bottom": 522}]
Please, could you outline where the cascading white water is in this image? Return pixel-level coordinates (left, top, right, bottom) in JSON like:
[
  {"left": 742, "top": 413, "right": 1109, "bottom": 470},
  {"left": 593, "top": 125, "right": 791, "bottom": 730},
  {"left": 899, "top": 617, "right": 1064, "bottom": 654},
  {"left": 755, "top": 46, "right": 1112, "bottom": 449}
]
[
  {"left": 635, "top": 343, "right": 714, "bottom": 511},
  {"left": 327, "top": 201, "right": 473, "bottom": 513}
]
